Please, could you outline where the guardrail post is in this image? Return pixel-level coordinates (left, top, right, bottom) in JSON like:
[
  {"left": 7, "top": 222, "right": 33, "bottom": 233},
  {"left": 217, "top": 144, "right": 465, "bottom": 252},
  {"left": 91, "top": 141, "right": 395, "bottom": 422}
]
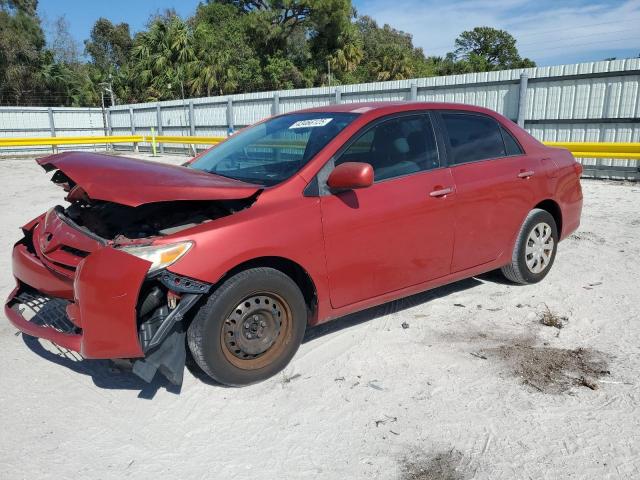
[
  {"left": 226, "top": 98, "right": 234, "bottom": 136},
  {"left": 272, "top": 93, "right": 280, "bottom": 116},
  {"left": 106, "top": 109, "right": 113, "bottom": 151},
  {"left": 156, "top": 104, "right": 164, "bottom": 154},
  {"left": 150, "top": 127, "right": 158, "bottom": 156},
  {"left": 129, "top": 107, "right": 138, "bottom": 152},
  {"left": 517, "top": 73, "right": 529, "bottom": 128},
  {"left": 410, "top": 83, "right": 418, "bottom": 101},
  {"left": 335, "top": 87, "right": 342, "bottom": 104},
  {"left": 188, "top": 101, "right": 195, "bottom": 136},
  {"left": 47, "top": 107, "right": 56, "bottom": 153},
  {"left": 188, "top": 100, "right": 196, "bottom": 156}
]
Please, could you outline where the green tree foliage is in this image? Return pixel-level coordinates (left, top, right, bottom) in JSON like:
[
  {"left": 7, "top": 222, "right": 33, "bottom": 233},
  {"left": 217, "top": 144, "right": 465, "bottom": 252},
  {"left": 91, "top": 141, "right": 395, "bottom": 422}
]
[
  {"left": 1, "top": 0, "right": 36, "bottom": 15},
  {"left": 0, "top": 0, "right": 536, "bottom": 106},
  {"left": 130, "top": 13, "right": 196, "bottom": 102},
  {"left": 0, "top": 0, "right": 99, "bottom": 106},
  {"left": 351, "top": 16, "right": 432, "bottom": 82},
  {"left": 0, "top": 0, "right": 46, "bottom": 104},
  {"left": 85, "top": 18, "right": 133, "bottom": 73},
  {"left": 190, "top": 2, "right": 262, "bottom": 95},
  {"left": 83, "top": 18, "right": 136, "bottom": 105},
  {"left": 453, "top": 26, "right": 535, "bottom": 70}
]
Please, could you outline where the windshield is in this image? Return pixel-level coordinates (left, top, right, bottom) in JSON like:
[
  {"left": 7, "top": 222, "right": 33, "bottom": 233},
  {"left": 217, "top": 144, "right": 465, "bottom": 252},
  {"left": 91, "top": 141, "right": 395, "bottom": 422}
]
[{"left": 189, "top": 112, "right": 358, "bottom": 186}]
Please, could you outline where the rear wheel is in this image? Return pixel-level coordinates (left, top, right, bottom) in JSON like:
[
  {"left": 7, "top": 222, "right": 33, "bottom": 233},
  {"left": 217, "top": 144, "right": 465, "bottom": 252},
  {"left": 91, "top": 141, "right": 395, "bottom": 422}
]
[
  {"left": 187, "top": 267, "right": 307, "bottom": 386},
  {"left": 501, "top": 208, "right": 558, "bottom": 284}
]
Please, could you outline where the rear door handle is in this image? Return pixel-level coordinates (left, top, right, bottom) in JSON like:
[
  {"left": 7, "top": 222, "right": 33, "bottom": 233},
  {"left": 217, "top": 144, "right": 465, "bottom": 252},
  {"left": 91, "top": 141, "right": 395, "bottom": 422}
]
[
  {"left": 518, "top": 170, "right": 535, "bottom": 179},
  {"left": 429, "top": 187, "right": 454, "bottom": 197}
]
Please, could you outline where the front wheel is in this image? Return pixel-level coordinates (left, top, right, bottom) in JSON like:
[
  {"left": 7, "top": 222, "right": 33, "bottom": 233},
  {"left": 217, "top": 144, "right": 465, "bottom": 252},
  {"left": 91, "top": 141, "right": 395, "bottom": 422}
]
[
  {"left": 187, "top": 267, "right": 307, "bottom": 386},
  {"left": 501, "top": 208, "right": 558, "bottom": 284}
]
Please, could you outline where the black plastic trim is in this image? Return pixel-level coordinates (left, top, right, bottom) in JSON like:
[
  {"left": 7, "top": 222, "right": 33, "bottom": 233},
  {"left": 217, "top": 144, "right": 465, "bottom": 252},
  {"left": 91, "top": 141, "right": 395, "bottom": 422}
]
[
  {"left": 154, "top": 270, "right": 212, "bottom": 294},
  {"left": 145, "top": 293, "right": 201, "bottom": 351}
]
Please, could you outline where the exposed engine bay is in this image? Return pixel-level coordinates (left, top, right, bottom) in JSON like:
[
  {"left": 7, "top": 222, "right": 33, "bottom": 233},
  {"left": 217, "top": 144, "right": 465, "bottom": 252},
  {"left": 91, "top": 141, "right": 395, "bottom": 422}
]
[
  {"left": 62, "top": 196, "right": 256, "bottom": 241},
  {"left": 38, "top": 151, "right": 262, "bottom": 243}
]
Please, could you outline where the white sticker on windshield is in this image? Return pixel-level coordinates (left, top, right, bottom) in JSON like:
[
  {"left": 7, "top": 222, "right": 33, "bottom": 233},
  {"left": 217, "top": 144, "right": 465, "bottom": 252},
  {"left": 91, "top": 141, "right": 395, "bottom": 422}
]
[{"left": 289, "top": 118, "right": 333, "bottom": 129}]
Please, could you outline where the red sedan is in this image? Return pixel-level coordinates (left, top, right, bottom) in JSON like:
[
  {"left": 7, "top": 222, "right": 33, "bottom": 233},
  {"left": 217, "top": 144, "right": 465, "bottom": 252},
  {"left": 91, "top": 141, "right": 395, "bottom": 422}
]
[{"left": 5, "top": 102, "right": 583, "bottom": 386}]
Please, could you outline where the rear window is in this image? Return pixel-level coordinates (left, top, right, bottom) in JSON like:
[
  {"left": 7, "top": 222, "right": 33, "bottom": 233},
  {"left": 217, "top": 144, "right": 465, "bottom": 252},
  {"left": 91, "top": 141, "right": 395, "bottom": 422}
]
[{"left": 442, "top": 113, "right": 506, "bottom": 164}]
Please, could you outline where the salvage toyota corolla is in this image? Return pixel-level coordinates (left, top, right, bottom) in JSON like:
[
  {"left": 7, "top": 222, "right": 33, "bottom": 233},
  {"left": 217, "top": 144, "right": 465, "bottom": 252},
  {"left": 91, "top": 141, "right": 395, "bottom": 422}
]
[{"left": 5, "top": 102, "right": 583, "bottom": 386}]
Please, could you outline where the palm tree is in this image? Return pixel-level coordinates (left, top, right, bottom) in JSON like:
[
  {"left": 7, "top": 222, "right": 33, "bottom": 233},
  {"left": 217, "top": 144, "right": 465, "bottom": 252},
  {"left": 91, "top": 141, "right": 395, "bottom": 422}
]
[
  {"left": 188, "top": 23, "right": 239, "bottom": 97},
  {"left": 328, "top": 26, "right": 364, "bottom": 77},
  {"left": 371, "top": 49, "right": 414, "bottom": 81},
  {"left": 329, "top": 42, "right": 364, "bottom": 74},
  {"left": 36, "top": 52, "right": 79, "bottom": 105},
  {"left": 131, "top": 15, "right": 195, "bottom": 101}
]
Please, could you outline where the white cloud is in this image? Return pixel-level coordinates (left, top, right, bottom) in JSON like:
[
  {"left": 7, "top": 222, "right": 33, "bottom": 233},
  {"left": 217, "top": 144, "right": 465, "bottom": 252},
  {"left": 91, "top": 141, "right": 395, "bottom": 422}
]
[{"left": 355, "top": 0, "right": 640, "bottom": 64}]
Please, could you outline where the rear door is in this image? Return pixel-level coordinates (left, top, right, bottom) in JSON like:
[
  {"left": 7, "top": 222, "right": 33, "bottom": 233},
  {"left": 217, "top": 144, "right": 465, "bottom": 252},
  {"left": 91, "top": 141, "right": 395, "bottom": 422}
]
[
  {"left": 437, "top": 111, "right": 536, "bottom": 272},
  {"left": 318, "top": 112, "right": 456, "bottom": 308}
]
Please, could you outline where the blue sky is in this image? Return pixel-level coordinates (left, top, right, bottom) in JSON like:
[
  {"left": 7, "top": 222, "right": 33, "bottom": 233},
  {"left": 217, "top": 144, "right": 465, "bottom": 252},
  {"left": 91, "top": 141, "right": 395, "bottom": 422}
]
[{"left": 38, "top": 0, "right": 640, "bottom": 66}]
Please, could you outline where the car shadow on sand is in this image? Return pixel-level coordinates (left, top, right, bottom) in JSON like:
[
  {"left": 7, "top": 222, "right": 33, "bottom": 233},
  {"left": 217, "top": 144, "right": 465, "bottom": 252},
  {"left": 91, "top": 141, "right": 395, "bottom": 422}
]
[
  {"left": 21, "top": 334, "right": 179, "bottom": 399},
  {"left": 21, "top": 274, "right": 495, "bottom": 395},
  {"left": 303, "top": 276, "right": 483, "bottom": 343}
]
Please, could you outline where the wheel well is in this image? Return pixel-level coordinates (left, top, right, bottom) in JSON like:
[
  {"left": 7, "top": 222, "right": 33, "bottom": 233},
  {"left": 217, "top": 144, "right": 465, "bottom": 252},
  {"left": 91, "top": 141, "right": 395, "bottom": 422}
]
[
  {"left": 221, "top": 256, "right": 317, "bottom": 317},
  {"left": 535, "top": 199, "right": 563, "bottom": 237}
]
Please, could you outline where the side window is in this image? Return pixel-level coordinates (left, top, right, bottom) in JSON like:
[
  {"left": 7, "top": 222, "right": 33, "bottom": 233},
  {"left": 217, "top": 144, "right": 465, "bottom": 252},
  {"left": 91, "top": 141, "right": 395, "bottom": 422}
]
[
  {"left": 441, "top": 113, "right": 506, "bottom": 164},
  {"left": 337, "top": 115, "right": 439, "bottom": 181},
  {"left": 500, "top": 125, "right": 524, "bottom": 156}
]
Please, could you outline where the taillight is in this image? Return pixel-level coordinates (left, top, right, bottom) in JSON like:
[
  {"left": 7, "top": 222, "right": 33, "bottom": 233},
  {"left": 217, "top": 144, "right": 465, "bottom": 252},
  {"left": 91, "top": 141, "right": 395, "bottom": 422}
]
[{"left": 574, "top": 161, "right": 583, "bottom": 177}]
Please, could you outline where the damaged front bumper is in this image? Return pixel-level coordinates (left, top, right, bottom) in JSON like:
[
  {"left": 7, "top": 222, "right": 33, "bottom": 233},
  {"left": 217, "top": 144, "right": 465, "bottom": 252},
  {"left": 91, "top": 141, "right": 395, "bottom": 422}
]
[{"left": 5, "top": 218, "right": 209, "bottom": 385}]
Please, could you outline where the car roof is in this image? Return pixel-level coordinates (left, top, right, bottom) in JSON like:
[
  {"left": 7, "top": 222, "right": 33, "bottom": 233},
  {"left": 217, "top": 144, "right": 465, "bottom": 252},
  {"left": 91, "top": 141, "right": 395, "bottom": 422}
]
[{"left": 296, "top": 101, "right": 499, "bottom": 117}]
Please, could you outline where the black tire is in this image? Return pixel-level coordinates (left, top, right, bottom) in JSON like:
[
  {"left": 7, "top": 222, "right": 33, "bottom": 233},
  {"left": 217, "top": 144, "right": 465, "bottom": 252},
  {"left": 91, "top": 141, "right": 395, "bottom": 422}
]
[
  {"left": 187, "top": 267, "right": 307, "bottom": 386},
  {"left": 501, "top": 208, "right": 558, "bottom": 284}
]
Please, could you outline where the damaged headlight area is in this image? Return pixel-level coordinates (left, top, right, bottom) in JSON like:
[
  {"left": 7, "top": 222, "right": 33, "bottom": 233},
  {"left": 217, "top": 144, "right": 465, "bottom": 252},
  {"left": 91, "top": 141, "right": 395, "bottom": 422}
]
[{"left": 119, "top": 241, "right": 193, "bottom": 274}]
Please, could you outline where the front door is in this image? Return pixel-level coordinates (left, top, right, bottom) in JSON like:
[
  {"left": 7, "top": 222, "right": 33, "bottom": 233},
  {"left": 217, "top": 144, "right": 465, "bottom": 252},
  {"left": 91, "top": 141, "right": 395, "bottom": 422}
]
[{"left": 319, "top": 113, "right": 456, "bottom": 308}]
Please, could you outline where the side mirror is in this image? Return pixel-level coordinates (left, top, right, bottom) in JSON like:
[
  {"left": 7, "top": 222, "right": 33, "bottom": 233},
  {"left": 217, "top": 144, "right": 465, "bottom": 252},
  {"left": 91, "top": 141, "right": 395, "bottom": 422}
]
[{"left": 327, "top": 162, "right": 374, "bottom": 191}]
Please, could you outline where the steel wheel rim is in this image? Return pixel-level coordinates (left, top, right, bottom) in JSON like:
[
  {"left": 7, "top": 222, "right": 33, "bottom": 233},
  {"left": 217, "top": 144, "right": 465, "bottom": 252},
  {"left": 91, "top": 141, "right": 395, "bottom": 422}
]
[
  {"left": 525, "top": 222, "right": 554, "bottom": 274},
  {"left": 220, "top": 292, "right": 293, "bottom": 370}
]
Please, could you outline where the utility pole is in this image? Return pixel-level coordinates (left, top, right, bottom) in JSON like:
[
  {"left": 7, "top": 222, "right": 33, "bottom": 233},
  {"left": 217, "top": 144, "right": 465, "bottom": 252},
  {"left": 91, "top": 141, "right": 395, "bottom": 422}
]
[
  {"left": 99, "top": 81, "right": 114, "bottom": 151},
  {"left": 100, "top": 90, "right": 108, "bottom": 136},
  {"left": 100, "top": 76, "right": 116, "bottom": 107},
  {"left": 109, "top": 84, "right": 115, "bottom": 106},
  {"left": 108, "top": 73, "right": 116, "bottom": 107},
  {"left": 327, "top": 60, "right": 332, "bottom": 87}
]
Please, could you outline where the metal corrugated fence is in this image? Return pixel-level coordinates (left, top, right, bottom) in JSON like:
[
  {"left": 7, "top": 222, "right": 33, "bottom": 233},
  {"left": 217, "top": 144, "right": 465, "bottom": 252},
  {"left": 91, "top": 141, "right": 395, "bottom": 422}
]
[
  {"left": 111, "top": 58, "right": 640, "bottom": 179},
  {"left": 0, "top": 106, "right": 107, "bottom": 153},
  {"left": 1, "top": 59, "right": 639, "bottom": 178}
]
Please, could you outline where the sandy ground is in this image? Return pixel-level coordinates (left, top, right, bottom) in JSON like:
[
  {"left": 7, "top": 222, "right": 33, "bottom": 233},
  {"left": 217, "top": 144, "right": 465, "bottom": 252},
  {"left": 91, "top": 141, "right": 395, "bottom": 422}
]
[{"left": 0, "top": 152, "right": 639, "bottom": 480}]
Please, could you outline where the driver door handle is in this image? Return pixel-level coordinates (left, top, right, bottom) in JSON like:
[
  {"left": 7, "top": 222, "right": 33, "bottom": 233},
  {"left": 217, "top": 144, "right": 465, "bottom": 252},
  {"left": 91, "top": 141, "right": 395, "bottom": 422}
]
[{"left": 430, "top": 186, "right": 454, "bottom": 197}]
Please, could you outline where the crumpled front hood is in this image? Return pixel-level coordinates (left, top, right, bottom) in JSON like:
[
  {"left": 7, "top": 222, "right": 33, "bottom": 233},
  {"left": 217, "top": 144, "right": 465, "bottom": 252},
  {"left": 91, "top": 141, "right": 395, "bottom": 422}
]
[{"left": 38, "top": 151, "right": 261, "bottom": 207}]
